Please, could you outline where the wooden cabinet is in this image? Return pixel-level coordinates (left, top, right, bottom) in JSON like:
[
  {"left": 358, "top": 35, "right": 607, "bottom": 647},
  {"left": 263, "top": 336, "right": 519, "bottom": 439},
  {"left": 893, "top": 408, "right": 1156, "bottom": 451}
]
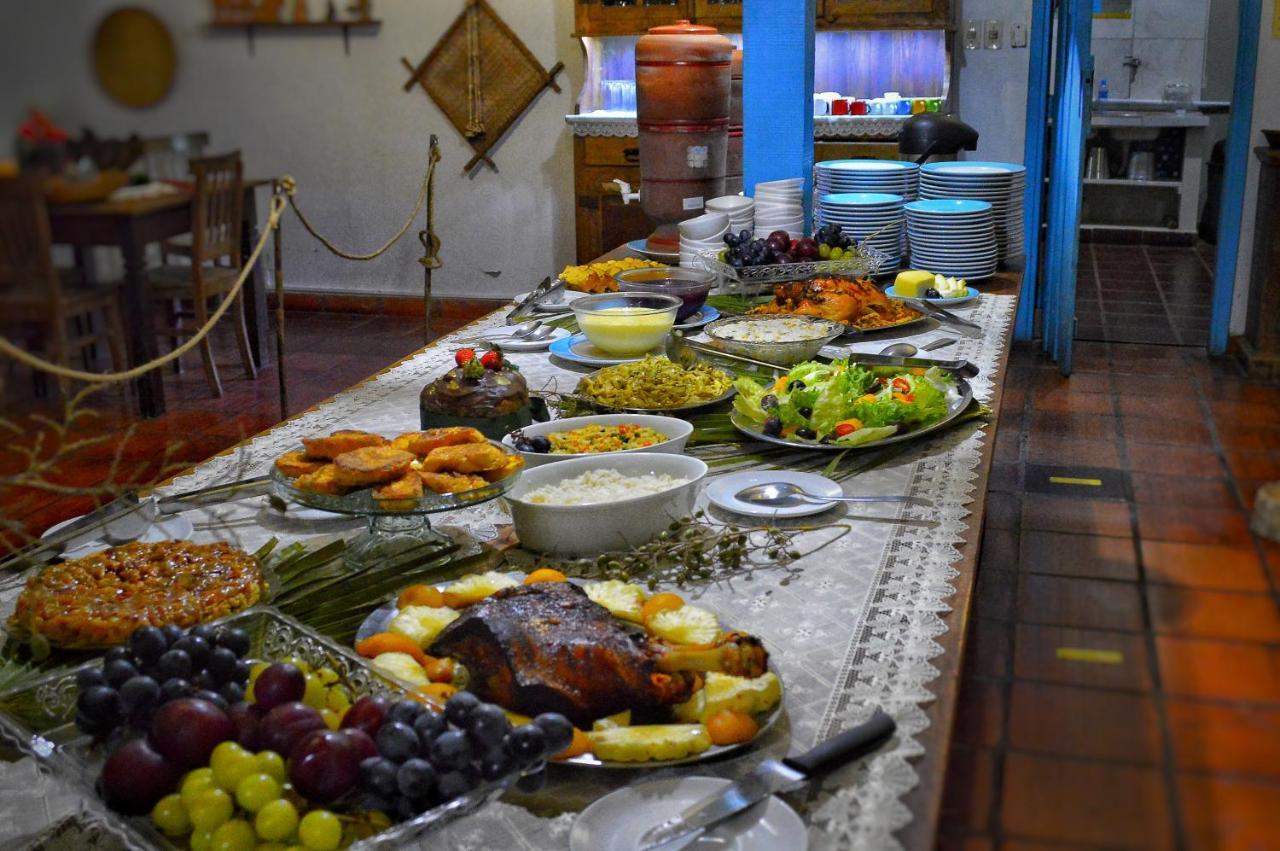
[
  {"left": 814, "top": 140, "right": 902, "bottom": 162},
  {"left": 575, "top": 0, "right": 950, "bottom": 36},
  {"left": 573, "top": 136, "right": 655, "bottom": 262},
  {"left": 820, "top": 0, "right": 950, "bottom": 29},
  {"left": 574, "top": 1, "right": 691, "bottom": 37}
]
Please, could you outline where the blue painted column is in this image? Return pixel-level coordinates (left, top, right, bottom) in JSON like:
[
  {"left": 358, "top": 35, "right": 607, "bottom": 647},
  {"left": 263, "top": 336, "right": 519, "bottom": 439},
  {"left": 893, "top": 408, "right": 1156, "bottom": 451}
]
[
  {"left": 743, "top": 0, "right": 816, "bottom": 215},
  {"left": 1016, "top": 0, "right": 1054, "bottom": 341}
]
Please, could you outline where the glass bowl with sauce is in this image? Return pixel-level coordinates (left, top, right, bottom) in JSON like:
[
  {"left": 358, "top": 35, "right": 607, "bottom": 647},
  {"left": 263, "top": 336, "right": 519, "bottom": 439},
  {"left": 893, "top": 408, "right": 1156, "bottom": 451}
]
[
  {"left": 572, "top": 292, "right": 681, "bottom": 356},
  {"left": 614, "top": 266, "right": 714, "bottom": 321}
]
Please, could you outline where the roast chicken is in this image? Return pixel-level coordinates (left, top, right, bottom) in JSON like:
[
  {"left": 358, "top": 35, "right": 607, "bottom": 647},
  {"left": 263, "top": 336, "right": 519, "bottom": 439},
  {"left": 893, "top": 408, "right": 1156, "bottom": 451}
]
[
  {"left": 750, "top": 275, "right": 919, "bottom": 330},
  {"left": 429, "top": 582, "right": 768, "bottom": 727}
]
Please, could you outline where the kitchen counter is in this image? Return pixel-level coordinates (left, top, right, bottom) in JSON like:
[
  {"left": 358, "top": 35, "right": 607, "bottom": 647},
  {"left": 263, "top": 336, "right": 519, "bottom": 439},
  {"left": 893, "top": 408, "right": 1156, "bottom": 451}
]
[{"left": 566, "top": 111, "right": 910, "bottom": 140}]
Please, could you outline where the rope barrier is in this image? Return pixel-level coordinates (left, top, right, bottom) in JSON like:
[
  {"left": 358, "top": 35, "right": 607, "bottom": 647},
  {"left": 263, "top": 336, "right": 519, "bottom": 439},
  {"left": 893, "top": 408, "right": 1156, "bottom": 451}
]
[{"left": 1, "top": 144, "right": 441, "bottom": 385}]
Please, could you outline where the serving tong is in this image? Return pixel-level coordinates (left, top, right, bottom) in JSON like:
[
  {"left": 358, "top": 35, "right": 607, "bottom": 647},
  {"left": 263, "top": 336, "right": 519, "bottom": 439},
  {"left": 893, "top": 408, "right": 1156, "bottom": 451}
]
[{"left": 666, "top": 332, "right": 979, "bottom": 379}]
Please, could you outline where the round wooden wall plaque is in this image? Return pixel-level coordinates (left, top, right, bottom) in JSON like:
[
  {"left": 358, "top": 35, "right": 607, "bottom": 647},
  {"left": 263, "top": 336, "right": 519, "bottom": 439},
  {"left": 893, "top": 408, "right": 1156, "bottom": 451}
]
[{"left": 92, "top": 7, "right": 177, "bottom": 108}]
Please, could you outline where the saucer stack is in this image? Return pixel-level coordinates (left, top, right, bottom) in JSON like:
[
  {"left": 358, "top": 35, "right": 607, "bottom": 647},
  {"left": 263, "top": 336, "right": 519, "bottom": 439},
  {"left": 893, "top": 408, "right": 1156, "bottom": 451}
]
[
  {"left": 752, "top": 178, "right": 804, "bottom": 239},
  {"left": 904, "top": 199, "right": 998, "bottom": 279},
  {"left": 678, "top": 211, "right": 730, "bottom": 268},
  {"left": 815, "top": 192, "right": 905, "bottom": 272},
  {"left": 706, "top": 195, "right": 754, "bottom": 239},
  {"left": 918, "top": 161, "right": 1025, "bottom": 260}
]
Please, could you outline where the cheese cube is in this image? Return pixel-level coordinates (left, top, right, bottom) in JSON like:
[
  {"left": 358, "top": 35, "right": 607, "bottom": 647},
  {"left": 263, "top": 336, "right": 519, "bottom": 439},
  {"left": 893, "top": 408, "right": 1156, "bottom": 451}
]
[{"left": 893, "top": 270, "right": 934, "bottom": 297}]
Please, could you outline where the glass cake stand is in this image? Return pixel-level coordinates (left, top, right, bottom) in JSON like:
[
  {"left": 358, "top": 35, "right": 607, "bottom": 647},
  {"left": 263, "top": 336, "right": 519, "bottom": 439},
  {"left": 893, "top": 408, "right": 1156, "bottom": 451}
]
[{"left": 269, "top": 445, "right": 520, "bottom": 568}]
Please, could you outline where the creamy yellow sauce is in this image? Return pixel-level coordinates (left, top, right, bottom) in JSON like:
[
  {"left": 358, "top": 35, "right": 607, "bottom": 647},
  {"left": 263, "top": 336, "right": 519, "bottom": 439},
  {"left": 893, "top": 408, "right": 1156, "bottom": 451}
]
[{"left": 579, "top": 306, "right": 674, "bottom": 355}]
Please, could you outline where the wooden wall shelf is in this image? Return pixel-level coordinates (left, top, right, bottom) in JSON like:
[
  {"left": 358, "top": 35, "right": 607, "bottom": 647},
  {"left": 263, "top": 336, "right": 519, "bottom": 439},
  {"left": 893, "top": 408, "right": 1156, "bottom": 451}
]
[{"left": 207, "top": 19, "right": 381, "bottom": 55}]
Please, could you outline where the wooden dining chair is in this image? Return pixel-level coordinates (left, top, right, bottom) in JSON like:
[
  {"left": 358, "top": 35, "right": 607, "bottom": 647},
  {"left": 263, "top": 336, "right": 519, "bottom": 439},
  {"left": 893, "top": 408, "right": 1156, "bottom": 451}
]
[
  {"left": 0, "top": 174, "right": 127, "bottom": 398},
  {"left": 148, "top": 150, "right": 255, "bottom": 398}
]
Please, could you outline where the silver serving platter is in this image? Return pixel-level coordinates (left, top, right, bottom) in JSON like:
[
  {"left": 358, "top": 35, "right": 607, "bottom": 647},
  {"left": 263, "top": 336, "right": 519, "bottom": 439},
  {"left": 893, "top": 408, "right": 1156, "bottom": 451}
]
[
  {"left": 355, "top": 583, "right": 784, "bottom": 770},
  {"left": 729, "top": 368, "right": 975, "bottom": 452},
  {"left": 572, "top": 368, "right": 737, "bottom": 415}
]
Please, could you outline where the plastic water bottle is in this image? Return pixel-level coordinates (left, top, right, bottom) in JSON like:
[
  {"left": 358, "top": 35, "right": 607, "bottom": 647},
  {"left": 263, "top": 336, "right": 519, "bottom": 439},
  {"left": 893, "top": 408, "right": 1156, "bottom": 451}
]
[{"left": 1098, "top": 79, "right": 1109, "bottom": 100}]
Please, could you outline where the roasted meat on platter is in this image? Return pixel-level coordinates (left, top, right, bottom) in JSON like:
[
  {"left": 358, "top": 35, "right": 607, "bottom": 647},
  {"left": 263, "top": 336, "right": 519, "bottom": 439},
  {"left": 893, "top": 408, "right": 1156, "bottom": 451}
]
[
  {"left": 429, "top": 582, "right": 768, "bottom": 728},
  {"left": 750, "top": 275, "right": 920, "bottom": 330}
]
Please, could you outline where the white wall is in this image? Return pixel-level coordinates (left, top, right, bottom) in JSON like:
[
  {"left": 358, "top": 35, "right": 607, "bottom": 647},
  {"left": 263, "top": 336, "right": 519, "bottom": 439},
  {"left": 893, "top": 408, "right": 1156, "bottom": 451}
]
[
  {"left": 0, "top": 0, "right": 582, "bottom": 299},
  {"left": 1091, "top": 0, "right": 1209, "bottom": 100},
  {"left": 952, "top": 0, "right": 1033, "bottom": 164},
  {"left": 1231, "top": 0, "right": 1280, "bottom": 333}
]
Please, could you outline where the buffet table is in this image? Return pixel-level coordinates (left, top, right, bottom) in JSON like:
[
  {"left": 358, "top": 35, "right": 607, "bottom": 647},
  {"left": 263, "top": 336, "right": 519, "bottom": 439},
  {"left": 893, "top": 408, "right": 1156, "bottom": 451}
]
[{"left": 0, "top": 261, "right": 1021, "bottom": 851}]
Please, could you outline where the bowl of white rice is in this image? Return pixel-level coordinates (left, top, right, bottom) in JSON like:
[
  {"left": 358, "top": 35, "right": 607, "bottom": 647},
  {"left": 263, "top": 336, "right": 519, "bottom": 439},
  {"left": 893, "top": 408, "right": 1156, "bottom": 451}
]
[{"left": 504, "top": 453, "right": 707, "bottom": 556}]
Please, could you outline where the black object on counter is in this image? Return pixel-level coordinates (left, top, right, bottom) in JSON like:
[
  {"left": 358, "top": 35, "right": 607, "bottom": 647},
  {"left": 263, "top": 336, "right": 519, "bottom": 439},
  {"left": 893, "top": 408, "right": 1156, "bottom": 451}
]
[{"left": 899, "top": 113, "right": 980, "bottom": 165}]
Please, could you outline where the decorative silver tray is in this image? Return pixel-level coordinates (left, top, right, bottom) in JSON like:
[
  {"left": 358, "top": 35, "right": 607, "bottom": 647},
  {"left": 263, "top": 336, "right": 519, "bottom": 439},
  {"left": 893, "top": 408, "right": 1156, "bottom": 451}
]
[
  {"left": 695, "top": 243, "right": 891, "bottom": 293},
  {"left": 0, "top": 607, "right": 514, "bottom": 851}
]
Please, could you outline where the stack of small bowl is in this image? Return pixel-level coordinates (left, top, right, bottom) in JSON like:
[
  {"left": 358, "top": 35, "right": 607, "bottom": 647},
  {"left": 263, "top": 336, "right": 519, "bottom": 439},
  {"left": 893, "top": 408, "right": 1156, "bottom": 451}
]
[
  {"left": 752, "top": 178, "right": 804, "bottom": 239},
  {"left": 678, "top": 212, "right": 730, "bottom": 268},
  {"left": 706, "top": 195, "right": 754, "bottom": 237}
]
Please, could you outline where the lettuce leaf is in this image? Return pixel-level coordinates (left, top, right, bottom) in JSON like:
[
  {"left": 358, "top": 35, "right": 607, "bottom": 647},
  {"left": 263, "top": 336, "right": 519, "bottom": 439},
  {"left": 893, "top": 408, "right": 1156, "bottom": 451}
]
[
  {"left": 834, "top": 425, "right": 899, "bottom": 446},
  {"left": 732, "top": 376, "right": 767, "bottom": 422}
]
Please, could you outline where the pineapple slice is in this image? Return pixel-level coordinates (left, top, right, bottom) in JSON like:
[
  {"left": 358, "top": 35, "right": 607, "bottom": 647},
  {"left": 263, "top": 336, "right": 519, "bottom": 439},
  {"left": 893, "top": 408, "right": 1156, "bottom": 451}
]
[
  {"left": 700, "top": 671, "right": 782, "bottom": 719},
  {"left": 591, "top": 710, "right": 632, "bottom": 732},
  {"left": 369, "top": 652, "right": 429, "bottom": 686},
  {"left": 441, "top": 572, "right": 518, "bottom": 608},
  {"left": 582, "top": 580, "right": 646, "bottom": 622},
  {"left": 388, "top": 605, "right": 460, "bottom": 648},
  {"left": 589, "top": 724, "right": 712, "bottom": 763},
  {"left": 648, "top": 604, "right": 719, "bottom": 646},
  {"left": 671, "top": 691, "right": 706, "bottom": 724}
]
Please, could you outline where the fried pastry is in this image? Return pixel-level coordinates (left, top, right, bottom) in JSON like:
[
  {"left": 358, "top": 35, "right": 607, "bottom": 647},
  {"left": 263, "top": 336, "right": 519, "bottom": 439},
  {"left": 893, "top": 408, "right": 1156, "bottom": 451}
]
[
  {"left": 293, "top": 464, "right": 347, "bottom": 495},
  {"left": 333, "top": 447, "right": 415, "bottom": 487},
  {"left": 418, "top": 442, "right": 508, "bottom": 474},
  {"left": 275, "top": 451, "right": 326, "bottom": 478},
  {"left": 479, "top": 453, "right": 524, "bottom": 482},
  {"left": 373, "top": 470, "right": 425, "bottom": 508},
  {"left": 391, "top": 427, "right": 486, "bottom": 456},
  {"left": 418, "top": 471, "right": 488, "bottom": 494},
  {"left": 302, "top": 430, "right": 388, "bottom": 460}
]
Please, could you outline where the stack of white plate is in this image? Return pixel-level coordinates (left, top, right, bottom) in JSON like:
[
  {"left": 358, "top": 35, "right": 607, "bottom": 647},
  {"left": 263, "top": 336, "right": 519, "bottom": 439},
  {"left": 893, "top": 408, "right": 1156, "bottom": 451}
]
[
  {"left": 678, "top": 211, "right": 730, "bottom": 268},
  {"left": 815, "top": 159, "right": 919, "bottom": 200},
  {"left": 815, "top": 192, "right": 905, "bottom": 271},
  {"left": 918, "top": 161, "right": 1025, "bottom": 260},
  {"left": 904, "top": 199, "right": 998, "bottom": 279},
  {"left": 752, "top": 178, "right": 804, "bottom": 239},
  {"left": 706, "top": 195, "right": 754, "bottom": 239}
]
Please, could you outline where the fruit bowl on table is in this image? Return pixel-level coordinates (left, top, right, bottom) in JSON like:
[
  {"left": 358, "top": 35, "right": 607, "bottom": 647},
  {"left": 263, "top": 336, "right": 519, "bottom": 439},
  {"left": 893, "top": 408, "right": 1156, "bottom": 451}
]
[
  {"left": 0, "top": 607, "right": 542, "bottom": 850},
  {"left": 502, "top": 414, "right": 693, "bottom": 468},
  {"left": 695, "top": 245, "right": 890, "bottom": 292}
]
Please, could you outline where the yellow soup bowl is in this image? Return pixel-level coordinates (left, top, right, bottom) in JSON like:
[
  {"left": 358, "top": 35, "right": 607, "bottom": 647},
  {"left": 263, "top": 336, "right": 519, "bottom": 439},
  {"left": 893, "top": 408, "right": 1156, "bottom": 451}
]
[{"left": 573, "top": 293, "right": 680, "bottom": 356}]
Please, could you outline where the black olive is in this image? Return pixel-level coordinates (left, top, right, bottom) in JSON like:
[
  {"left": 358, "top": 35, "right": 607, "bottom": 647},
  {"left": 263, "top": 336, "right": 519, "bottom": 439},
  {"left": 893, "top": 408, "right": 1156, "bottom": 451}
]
[
  {"left": 760, "top": 393, "right": 778, "bottom": 410},
  {"left": 762, "top": 417, "right": 783, "bottom": 436},
  {"left": 529, "top": 436, "right": 552, "bottom": 454},
  {"left": 798, "top": 407, "right": 813, "bottom": 419},
  {"left": 796, "top": 427, "right": 818, "bottom": 440},
  {"left": 787, "top": 380, "right": 806, "bottom": 392},
  {"left": 925, "top": 287, "right": 942, "bottom": 299},
  {"left": 820, "top": 435, "right": 834, "bottom": 444}
]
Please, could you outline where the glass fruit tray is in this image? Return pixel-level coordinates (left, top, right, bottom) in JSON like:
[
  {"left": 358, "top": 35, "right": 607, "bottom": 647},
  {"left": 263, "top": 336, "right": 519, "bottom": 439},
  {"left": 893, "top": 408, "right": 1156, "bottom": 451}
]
[
  {"left": 0, "top": 607, "right": 513, "bottom": 851},
  {"left": 695, "top": 243, "right": 891, "bottom": 293}
]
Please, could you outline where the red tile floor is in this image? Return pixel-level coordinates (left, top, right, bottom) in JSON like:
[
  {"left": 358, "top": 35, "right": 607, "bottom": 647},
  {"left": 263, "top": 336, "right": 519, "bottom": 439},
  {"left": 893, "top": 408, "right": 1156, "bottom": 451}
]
[{"left": 3, "top": 245, "right": 1280, "bottom": 848}]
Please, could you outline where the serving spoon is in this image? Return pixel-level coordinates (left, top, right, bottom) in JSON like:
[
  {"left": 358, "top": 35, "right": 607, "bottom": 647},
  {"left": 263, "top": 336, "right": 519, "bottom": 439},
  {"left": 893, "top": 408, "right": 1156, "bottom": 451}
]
[
  {"left": 735, "top": 482, "right": 933, "bottom": 508},
  {"left": 878, "top": 338, "right": 958, "bottom": 357}
]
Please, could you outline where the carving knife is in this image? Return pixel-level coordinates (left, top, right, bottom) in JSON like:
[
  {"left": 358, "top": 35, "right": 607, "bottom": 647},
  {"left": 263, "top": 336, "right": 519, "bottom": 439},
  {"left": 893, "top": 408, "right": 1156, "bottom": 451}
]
[{"left": 636, "top": 709, "right": 896, "bottom": 851}]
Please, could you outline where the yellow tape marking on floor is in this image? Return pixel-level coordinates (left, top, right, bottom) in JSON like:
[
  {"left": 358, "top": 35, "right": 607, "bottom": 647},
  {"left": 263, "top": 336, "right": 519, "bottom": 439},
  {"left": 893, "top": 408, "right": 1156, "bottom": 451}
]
[
  {"left": 1056, "top": 647, "right": 1123, "bottom": 665},
  {"left": 1048, "top": 476, "right": 1104, "bottom": 487}
]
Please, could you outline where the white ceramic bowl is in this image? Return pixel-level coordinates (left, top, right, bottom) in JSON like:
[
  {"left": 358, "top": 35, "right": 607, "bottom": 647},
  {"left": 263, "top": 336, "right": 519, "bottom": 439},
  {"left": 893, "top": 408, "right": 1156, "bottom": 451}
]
[
  {"left": 679, "top": 211, "right": 731, "bottom": 241},
  {"left": 505, "top": 453, "right": 708, "bottom": 556},
  {"left": 707, "top": 195, "right": 754, "bottom": 213},
  {"left": 502, "top": 414, "right": 693, "bottom": 468}
]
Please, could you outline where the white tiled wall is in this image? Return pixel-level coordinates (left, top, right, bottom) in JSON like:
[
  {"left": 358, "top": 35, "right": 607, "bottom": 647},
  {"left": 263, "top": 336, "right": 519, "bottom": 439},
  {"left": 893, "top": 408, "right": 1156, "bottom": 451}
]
[{"left": 1091, "top": 0, "right": 1209, "bottom": 100}]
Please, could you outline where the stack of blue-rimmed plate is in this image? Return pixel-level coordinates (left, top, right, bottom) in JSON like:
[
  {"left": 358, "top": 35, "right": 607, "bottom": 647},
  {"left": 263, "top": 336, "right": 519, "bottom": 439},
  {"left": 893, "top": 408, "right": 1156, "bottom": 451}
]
[
  {"left": 918, "top": 161, "right": 1025, "bottom": 261},
  {"left": 904, "top": 199, "right": 998, "bottom": 279},
  {"left": 815, "top": 159, "right": 919, "bottom": 199},
  {"left": 816, "top": 192, "right": 904, "bottom": 271}
]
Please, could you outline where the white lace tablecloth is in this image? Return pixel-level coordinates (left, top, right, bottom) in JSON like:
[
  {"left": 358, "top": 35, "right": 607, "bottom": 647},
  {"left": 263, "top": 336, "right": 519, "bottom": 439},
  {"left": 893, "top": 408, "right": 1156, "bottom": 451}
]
[{"left": 0, "top": 294, "right": 1016, "bottom": 851}]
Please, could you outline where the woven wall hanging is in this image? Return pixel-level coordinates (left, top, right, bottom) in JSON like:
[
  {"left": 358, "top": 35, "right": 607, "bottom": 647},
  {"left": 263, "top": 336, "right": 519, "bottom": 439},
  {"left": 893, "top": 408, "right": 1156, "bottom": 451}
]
[{"left": 401, "top": 0, "right": 564, "bottom": 175}]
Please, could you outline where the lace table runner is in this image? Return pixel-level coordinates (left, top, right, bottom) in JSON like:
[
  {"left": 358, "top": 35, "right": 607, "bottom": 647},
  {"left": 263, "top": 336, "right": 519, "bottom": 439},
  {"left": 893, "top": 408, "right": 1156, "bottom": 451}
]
[{"left": 0, "top": 294, "right": 1016, "bottom": 850}]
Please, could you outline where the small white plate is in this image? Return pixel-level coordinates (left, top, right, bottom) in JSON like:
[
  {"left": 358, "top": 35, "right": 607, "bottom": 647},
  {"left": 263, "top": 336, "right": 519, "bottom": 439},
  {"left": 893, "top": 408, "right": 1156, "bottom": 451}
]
[
  {"left": 626, "top": 239, "right": 681, "bottom": 261},
  {"left": 509, "top": 288, "right": 588, "bottom": 314},
  {"left": 47, "top": 514, "right": 197, "bottom": 562},
  {"left": 548, "top": 333, "right": 661, "bottom": 367},
  {"left": 570, "top": 776, "right": 808, "bottom": 851},
  {"left": 487, "top": 326, "right": 571, "bottom": 352},
  {"left": 706, "top": 470, "right": 844, "bottom": 519},
  {"left": 884, "top": 284, "right": 980, "bottom": 306}
]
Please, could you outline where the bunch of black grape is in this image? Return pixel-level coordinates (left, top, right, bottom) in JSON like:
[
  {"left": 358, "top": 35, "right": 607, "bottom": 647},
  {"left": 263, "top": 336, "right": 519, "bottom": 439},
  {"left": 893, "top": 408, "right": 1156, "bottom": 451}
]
[
  {"left": 722, "top": 229, "right": 783, "bottom": 269},
  {"left": 357, "top": 692, "right": 573, "bottom": 821},
  {"left": 815, "top": 223, "right": 853, "bottom": 250},
  {"left": 74, "top": 623, "right": 252, "bottom": 739}
]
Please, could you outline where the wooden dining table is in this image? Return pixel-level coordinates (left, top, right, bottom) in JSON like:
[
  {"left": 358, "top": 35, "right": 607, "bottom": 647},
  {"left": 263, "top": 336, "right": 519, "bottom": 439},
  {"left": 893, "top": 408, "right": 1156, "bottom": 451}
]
[{"left": 47, "top": 179, "right": 273, "bottom": 417}]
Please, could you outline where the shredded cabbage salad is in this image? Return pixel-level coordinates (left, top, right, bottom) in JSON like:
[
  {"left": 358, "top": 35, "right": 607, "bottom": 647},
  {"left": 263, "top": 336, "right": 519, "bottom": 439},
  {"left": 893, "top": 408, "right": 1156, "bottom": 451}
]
[{"left": 733, "top": 358, "right": 955, "bottom": 446}]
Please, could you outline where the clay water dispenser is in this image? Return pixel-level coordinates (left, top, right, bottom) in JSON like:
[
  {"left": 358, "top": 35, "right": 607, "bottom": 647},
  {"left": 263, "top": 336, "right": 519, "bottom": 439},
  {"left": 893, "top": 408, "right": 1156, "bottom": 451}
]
[{"left": 635, "top": 20, "right": 734, "bottom": 253}]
